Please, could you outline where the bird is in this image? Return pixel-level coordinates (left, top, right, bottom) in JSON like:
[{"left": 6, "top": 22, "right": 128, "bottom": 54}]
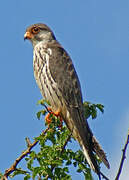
[{"left": 24, "top": 23, "right": 110, "bottom": 178}]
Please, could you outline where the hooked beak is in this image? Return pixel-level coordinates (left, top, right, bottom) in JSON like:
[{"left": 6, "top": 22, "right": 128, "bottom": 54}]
[{"left": 24, "top": 31, "right": 33, "bottom": 40}]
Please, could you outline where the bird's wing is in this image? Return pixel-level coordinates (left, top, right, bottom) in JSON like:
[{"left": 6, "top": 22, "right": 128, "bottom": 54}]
[
  {"left": 45, "top": 41, "right": 109, "bottom": 172},
  {"left": 47, "top": 41, "right": 91, "bottom": 140},
  {"left": 48, "top": 41, "right": 83, "bottom": 108}
]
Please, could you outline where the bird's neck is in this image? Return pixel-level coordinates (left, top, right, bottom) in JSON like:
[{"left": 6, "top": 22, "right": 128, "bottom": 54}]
[
  {"left": 32, "top": 32, "right": 56, "bottom": 48},
  {"left": 33, "top": 39, "right": 56, "bottom": 50}
]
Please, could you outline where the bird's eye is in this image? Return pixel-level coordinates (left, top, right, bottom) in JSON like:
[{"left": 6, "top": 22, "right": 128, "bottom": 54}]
[{"left": 32, "top": 27, "right": 40, "bottom": 34}]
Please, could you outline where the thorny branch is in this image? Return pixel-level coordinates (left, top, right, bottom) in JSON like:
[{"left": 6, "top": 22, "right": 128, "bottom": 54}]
[
  {"left": 115, "top": 130, "right": 129, "bottom": 180},
  {"left": 1, "top": 127, "right": 49, "bottom": 180}
]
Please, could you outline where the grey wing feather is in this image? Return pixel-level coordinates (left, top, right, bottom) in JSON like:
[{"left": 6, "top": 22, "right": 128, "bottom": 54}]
[
  {"left": 48, "top": 42, "right": 92, "bottom": 142},
  {"left": 48, "top": 43, "right": 83, "bottom": 108}
]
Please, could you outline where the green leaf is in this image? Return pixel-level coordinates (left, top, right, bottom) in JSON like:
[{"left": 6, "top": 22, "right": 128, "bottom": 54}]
[
  {"left": 63, "top": 167, "right": 69, "bottom": 173},
  {"left": 37, "top": 99, "right": 50, "bottom": 106},
  {"left": 10, "top": 168, "right": 29, "bottom": 178},
  {"left": 32, "top": 167, "right": 42, "bottom": 178},
  {"left": 96, "top": 104, "right": 104, "bottom": 113},
  {"left": 66, "top": 160, "right": 72, "bottom": 165},
  {"left": 91, "top": 105, "right": 97, "bottom": 119},
  {"left": 24, "top": 174, "right": 31, "bottom": 180},
  {"left": 51, "top": 159, "right": 63, "bottom": 166},
  {"left": 77, "top": 168, "right": 82, "bottom": 173},
  {"left": 83, "top": 169, "right": 93, "bottom": 180},
  {"left": 27, "top": 159, "right": 34, "bottom": 171},
  {"left": 83, "top": 101, "right": 104, "bottom": 120},
  {"left": 36, "top": 110, "right": 47, "bottom": 120},
  {"left": 30, "top": 151, "right": 36, "bottom": 158}
]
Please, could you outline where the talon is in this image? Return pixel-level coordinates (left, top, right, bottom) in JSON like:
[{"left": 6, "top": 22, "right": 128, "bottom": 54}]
[
  {"left": 45, "top": 113, "right": 52, "bottom": 124},
  {"left": 45, "top": 107, "right": 53, "bottom": 125},
  {"left": 53, "top": 110, "right": 63, "bottom": 128},
  {"left": 45, "top": 108, "right": 63, "bottom": 128}
]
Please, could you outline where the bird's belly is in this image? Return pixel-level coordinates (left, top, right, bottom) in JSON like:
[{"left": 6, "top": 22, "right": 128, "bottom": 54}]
[{"left": 33, "top": 59, "right": 63, "bottom": 112}]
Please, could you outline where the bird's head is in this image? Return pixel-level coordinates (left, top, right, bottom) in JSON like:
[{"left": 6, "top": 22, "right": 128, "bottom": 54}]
[{"left": 24, "top": 23, "right": 56, "bottom": 47}]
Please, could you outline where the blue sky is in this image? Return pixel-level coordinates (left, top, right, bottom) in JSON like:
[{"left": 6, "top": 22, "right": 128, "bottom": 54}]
[{"left": 0, "top": 0, "right": 129, "bottom": 179}]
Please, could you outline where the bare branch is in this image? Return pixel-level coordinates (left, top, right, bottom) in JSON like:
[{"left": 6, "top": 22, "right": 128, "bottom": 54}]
[
  {"left": 100, "top": 171, "right": 109, "bottom": 180},
  {"left": 115, "top": 130, "right": 129, "bottom": 180},
  {"left": 25, "top": 137, "right": 32, "bottom": 147},
  {"left": 1, "top": 127, "right": 49, "bottom": 180}
]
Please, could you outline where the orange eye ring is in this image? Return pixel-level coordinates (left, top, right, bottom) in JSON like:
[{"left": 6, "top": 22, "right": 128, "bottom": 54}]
[{"left": 32, "top": 27, "right": 40, "bottom": 34}]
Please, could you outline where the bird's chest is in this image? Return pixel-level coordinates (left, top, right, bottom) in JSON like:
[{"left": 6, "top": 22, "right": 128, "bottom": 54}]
[
  {"left": 33, "top": 47, "right": 50, "bottom": 96},
  {"left": 33, "top": 46, "right": 62, "bottom": 111}
]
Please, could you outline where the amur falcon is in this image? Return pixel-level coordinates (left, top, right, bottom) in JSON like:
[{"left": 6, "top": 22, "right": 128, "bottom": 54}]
[{"left": 24, "top": 23, "right": 110, "bottom": 178}]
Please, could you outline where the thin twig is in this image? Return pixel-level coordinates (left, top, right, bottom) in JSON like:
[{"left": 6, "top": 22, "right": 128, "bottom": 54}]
[
  {"left": 115, "top": 131, "right": 129, "bottom": 180},
  {"left": 43, "top": 104, "right": 51, "bottom": 113},
  {"left": 100, "top": 171, "right": 109, "bottom": 180},
  {"left": 1, "top": 127, "right": 49, "bottom": 180}
]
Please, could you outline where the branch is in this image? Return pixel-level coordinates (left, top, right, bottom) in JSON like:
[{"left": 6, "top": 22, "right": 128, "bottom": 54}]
[
  {"left": 1, "top": 127, "right": 49, "bottom": 180},
  {"left": 115, "top": 130, "right": 129, "bottom": 180},
  {"left": 100, "top": 171, "right": 109, "bottom": 180}
]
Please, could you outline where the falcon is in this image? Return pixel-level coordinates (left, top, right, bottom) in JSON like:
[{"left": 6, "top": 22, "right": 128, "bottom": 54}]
[{"left": 24, "top": 23, "right": 110, "bottom": 177}]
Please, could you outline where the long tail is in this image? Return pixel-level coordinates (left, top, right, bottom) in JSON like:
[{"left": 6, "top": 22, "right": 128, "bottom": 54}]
[
  {"left": 81, "top": 143, "right": 100, "bottom": 174},
  {"left": 80, "top": 135, "right": 110, "bottom": 179},
  {"left": 92, "top": 136, "right": 110, "bottom": 169},
  {"left": 64, "top": 107, "right": 110, "bottom": 176}
]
